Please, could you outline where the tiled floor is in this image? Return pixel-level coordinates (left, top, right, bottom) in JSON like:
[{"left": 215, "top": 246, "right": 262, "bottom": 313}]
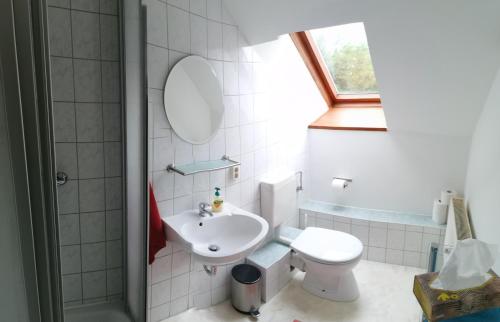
[{"left": 162, "top": 260, "right": 425, "bottom": 322}]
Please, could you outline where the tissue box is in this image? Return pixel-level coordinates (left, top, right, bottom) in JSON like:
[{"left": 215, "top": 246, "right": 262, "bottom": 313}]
[{"left": 413, "top": 271, "right": 500, "bottom": 321}]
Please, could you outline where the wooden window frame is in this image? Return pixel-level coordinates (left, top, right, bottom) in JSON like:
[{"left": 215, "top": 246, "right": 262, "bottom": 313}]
[{"left": 290, "top": 31, "right": 387, "bottom": 131}]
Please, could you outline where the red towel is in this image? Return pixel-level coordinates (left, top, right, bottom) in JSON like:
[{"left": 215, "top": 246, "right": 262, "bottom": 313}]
[{"left": 149, "top": 184, "right": 166, "bottom": 264}]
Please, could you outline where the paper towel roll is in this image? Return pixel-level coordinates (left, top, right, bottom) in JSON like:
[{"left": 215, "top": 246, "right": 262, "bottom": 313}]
[
  {"left": 432, "top": 199, "right": 448, "bottom": 225},
  {"left": 331, "top": 178, "right": 348, "bottom": 190},
  {"left": 441, "top": 190, "right": 458, "bottom": 205}
]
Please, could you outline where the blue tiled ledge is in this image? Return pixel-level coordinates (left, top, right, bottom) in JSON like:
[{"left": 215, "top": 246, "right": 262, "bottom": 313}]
[
  {"left": 247, "top": 241, "right": 290, "bottom": 269},
  {"left": 300, "top": 200, "right": 446, "bottom": 229}
]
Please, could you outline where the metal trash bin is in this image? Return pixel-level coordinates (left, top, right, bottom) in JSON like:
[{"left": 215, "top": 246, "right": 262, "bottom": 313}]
[{"left": 231, "top": 264, "right": 262, "bottom": 317}]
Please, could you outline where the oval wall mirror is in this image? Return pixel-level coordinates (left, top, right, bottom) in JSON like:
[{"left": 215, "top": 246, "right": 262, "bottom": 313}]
[{"left": 163, "top": 56, "right": 224, "bottom": 144}]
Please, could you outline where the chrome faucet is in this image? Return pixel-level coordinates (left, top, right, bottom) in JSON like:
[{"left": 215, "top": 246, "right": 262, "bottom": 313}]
[{"left": 198, "top": 202, "right": 214, "bottom": 217}]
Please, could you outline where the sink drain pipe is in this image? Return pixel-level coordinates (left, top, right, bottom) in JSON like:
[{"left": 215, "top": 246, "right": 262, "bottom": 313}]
[{"left": 203, "top": 265, "right": 217, "bottom": 275}]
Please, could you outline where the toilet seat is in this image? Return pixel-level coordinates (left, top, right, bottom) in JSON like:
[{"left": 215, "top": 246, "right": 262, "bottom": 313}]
[{"left": 291, "top": 227, "right": 363, "bottom": 265}]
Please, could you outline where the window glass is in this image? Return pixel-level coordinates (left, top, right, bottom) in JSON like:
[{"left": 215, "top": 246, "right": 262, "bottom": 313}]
[{"left": 310, "top": 22, "right": 379, "bottom": 95}]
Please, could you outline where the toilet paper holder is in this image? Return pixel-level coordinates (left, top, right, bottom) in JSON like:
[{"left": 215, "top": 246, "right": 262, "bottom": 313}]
[
  {"left": 333, "top": 177, "right": 353, "bottom": 183},
  {"left": 332, "top": 177, "right": 353, "bottom": 189}
]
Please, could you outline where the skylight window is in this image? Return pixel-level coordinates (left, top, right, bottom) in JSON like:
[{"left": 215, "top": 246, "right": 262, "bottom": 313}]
[
  {"left": 310, "top": 23, "right": 378, "bottom": 95},
  {"left": 290, "top": 22, "right": 387, "bottom": 131}
]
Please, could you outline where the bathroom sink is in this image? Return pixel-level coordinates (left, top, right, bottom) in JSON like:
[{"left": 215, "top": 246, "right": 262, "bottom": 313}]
[{"left": 163, "top": 203, "right": 269, "bottom": 265}]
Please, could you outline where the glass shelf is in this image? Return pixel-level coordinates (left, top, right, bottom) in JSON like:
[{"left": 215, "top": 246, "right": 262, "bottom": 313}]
[{"left": 166, "top": 156, "right": 240, "bottom": 176}]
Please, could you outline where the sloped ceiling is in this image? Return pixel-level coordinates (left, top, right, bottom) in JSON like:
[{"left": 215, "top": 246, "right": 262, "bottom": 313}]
[{"left": 223, "top": 0, "right": 500, "bottom": 137}]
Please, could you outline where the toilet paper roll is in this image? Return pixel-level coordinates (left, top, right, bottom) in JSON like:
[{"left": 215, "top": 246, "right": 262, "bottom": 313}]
[
  {"left": 441, "top": 190, "right": 458, "bottom": 206},
  {"left": 331, "top": 178, "right": 348, "bottom": 190},
  {"left": 432, "top": 199, "right": 448, "bottom": 225}
]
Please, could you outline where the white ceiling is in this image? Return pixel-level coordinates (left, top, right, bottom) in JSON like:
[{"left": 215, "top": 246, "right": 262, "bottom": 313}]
[{"left": 223, "top": 0, "right": 500, "bottom": 137}]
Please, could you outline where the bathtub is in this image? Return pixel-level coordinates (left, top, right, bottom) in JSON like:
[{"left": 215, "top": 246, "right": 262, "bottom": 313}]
[{"left": 65, "top": 302, "right": 133, "bottom": 322}]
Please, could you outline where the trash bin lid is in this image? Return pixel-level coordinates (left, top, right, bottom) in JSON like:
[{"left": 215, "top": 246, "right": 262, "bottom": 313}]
[{"left": 232, "top": 264, "right": 261, "bottom": 284}]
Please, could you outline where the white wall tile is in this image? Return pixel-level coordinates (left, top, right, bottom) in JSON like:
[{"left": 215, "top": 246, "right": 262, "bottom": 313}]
[
  {"left": 368, "top": 247, "right": 386, "bottom": 262},
  {"left": 351, "top": 224, "right": 369, "bottom": 245},
  {"left": 189, "top": 0, "right": 206, "bottom": 16},
  {"left": 350, "top": 218, "right": 369, "bottom": 226},
  {"left": 208, "top": 170, "right": 225, "bottom": 191},
  {"left": 167, "top": 0, "right": 189, "bottom": 11},
  {"left": 226, "top": 182, "right": 241, "bottom": 206},
  {"left": 173, "top": 133, "right": 193, "bottom": 164},
  {"left": 157, "top": 199, "right": 174, "bottom": 218},
  {"left": 167, "top": 5, "right": 190, "bottom": 53},
  {"left": 334, "top": 221, "right": 351, "bottom": 234},
  {"left": 82, "top": 271, "right": 106, "bottom": 299},
  {"left": 239, "top": 62, "right": 253, "bottom": 94},
  {"left": 225, "top": 127, "right": 240, "bottom": 156},
  {"left": 211, "top": 286, "right": 228, "bottom": 305},
  {"left": 150, "top": 89, "right": 171, "bottom": 138},
  {"left": 208, "top": 59, "right": 223, "bottom": 88},
  {"left": 173, "top": 195, "right": 193, "bottom": 214},
  {"left": 174, "top": 174, "right": 193, "bottom": 198},
  {"left": 404, "top": 231, "right": 423, "bottom": 252},
  {"left": 170, "top": 295, "right": 188, "bottom": 316},
  {"left": 222, "top": 24, "right": 237, "bottom": 62},
  {"left": 386, "top": 249, "right": 404, "bottom": 265},
  {"left": 153, "top": 172, "right": 174, "bottom": 201},
  {"left": 172, "top": 250, "right": 191, "bottom": 276},
  {"left": 152, "top": 255, "right": 172, "bottom": 283},
  {"left": 151, "top": 279, "right": 171, "bottom": 306},
  {"left": 207, "top": 21, "right": 222, "bottom": 60},
  {"left": 153, "top": 136, "right": 174, "bottom": 171},
  {"left": 192, "top": 191, "right": 210, "bottom": 208},
  {"left": 223, "top": 96, "right": 239, "bottom": 128},
  {"left": 147, "top": 45, "right": 169, "bottom": 90},
  {"left": 190, "top": 14, "right": 207, "bottom": 56},
  {"left": 189, "top": 270, "right": 211, "bottom": 294},
  {"left": 424, "top": 227, "right": 441, "bottom": 235},
  {"left": 223, "top": 62, "right": 238, "bottom": 95},
  {"left": 171, "top": 273, "right": 189, "bottom": 299},
  {"left": 193, "top": 143, "right": 210, "bottom": 162},
  {"left": 206, "top": 0, "right": 221, "bottom": 21},
  {"left": 254, "top": 122, "right": 266, "bottom": 150},
  {"left": 369, "top": 226, "right": 387, "bottom": 248},
  {"left": 403, "top": 251, "right": 421, "bottom": 267},
  {"left": 405, "top": 224, "right": 424, "bottom": 232},
  {"left": 238, "top": 32, "right": 253, "bottom": 63},
  {"left": 209, "top": 129, "right": 225, "bottom": 159},
  {"left": 147, "top": 0, "right": 168, "bottom": 47},
  {"left": 193, "top": 172, "right": 210, "bottom": 192},
  {"left": 239, "top": 153, "right": 254, "bottom": 180},
  {"left": 387, "top": 229, "right": 405, "bottom": 250},
  {"left": 388, "top": 223, "right": 405, "bottom": 230},
  {"left": 240, "top": 124, "right": 255, "bottom": 154},
  {"left": 316, "top": 218, "right": 333, "bottom": 230},
  {"left": 369, "top": 221, "right": 388, "bottom": 228},
  {"left": 239, "top": 95, "right": 254, "bottom": 125},
  {"left": 150, "top": 302, "right": 171, "bottom": 322}
]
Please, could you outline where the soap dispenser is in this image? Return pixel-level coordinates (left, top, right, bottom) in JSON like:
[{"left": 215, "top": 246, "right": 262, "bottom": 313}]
[{"left": 212, "top": 187, "right": 223, "bottom": 213}]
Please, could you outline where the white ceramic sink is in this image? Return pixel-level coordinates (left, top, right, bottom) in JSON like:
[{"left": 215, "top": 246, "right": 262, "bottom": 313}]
[{"left": 163, "top": 203, "right": 269, "bottom": 265}]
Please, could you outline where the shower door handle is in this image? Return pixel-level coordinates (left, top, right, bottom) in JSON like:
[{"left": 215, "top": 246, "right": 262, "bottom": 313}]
[{"left": 56, "top": 172, "right": 68, "bottom": 186}]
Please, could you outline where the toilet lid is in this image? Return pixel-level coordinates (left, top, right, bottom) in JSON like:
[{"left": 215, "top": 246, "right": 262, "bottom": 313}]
[{"left": 291, "top": 227, "right": 363, "bottom": 264}]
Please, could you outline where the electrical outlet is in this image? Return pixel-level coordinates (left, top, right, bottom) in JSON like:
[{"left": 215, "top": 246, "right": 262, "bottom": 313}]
[{"left": 232, "top": 165, "right": 240, "bottom": 179}]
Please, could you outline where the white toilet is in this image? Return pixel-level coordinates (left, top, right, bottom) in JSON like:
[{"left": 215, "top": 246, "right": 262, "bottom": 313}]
[{"left": 260, "top": 173, "right": 363, "bottom": 301}]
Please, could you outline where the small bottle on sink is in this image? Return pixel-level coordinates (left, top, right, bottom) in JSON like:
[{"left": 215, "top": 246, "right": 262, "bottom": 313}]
[{"left": 212, "top": 187, "right": 223, "bottom": 213}]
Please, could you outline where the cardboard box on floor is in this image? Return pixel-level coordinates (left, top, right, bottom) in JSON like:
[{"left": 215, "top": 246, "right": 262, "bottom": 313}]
[{"left": 413, "top": 271, "right": 500, "bottom": 321}]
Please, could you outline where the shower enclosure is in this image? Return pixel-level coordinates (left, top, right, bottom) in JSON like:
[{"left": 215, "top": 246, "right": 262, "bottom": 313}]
[{"left": 0, "top": 0, "right": 147, "bottom": 321}]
